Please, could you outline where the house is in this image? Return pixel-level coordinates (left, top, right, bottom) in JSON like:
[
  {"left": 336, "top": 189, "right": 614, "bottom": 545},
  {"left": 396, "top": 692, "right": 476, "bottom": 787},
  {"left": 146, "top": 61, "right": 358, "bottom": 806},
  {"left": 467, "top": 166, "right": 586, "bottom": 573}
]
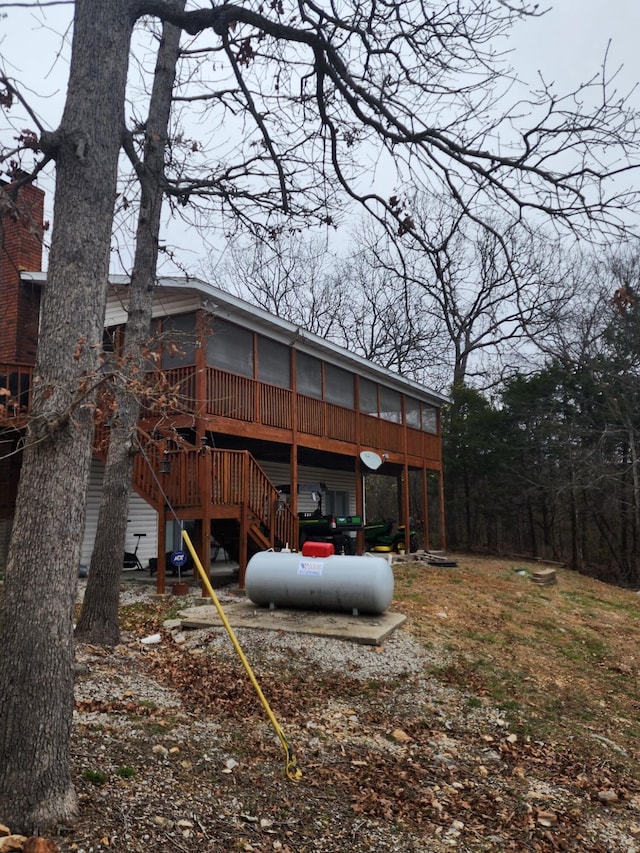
[{"left": 0, "top": 184, "right": 448, "bottom": 591}]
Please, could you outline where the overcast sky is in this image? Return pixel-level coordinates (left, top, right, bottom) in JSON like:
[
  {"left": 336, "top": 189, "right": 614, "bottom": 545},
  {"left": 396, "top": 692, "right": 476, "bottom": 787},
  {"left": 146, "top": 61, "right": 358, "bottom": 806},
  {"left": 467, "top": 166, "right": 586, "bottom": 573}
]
[
  {"left": 1, "top": 1, "right": 639, "bottom": 273},
  {"left": 509, "top": 0, "right": 640, "bottom": 95}
]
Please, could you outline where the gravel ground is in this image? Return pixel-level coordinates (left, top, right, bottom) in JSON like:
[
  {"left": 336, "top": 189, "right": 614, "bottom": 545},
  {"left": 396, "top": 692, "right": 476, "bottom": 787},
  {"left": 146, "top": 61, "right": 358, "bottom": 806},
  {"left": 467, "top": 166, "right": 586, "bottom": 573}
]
[{"left": 23, "top": 580, "right": 635, "bottom": 851}]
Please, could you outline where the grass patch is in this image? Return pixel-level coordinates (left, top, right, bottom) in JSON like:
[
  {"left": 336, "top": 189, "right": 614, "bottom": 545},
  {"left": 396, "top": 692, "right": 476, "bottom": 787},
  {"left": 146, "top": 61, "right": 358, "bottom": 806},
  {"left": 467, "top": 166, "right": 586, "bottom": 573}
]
[
  {"left": 116, "top": 765, "right": 136, "bottom": 779},
  {"left": 464, "top": 631, "right": 501, "bottom": 645},
  {"left": 83, "top": 769, "right": 107, "bottom": 786}
]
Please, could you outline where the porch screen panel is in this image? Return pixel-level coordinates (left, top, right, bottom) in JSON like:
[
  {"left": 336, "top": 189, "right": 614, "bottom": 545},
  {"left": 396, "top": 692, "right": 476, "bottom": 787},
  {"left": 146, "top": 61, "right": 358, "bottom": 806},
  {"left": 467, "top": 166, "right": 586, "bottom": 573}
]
[
  {"left": 421, "top": 403, "right": 437, "bottom": 434},
  {"left": 379, "top": 386, "right": 402, "bottom": 423},
  {"left": 296, "top": 351, "right": 322, "bottom": 398},
  {"left": 324, "top": 363, "right": 354, "bottom": 408},
  {"left": 406, "top": 397, "right": 421, "bottom": 428},
  {"left": 161, "top": 312, "right": 196, "bottom": 367},
  {"left": 257, "top": 335, "right": 290, "bottom": 388},
  {"left": 207, "top": 317, "right": 254, "bottom": 378},
  {"left": 359, "top": 377, "right": 378, "bottom": 416}
]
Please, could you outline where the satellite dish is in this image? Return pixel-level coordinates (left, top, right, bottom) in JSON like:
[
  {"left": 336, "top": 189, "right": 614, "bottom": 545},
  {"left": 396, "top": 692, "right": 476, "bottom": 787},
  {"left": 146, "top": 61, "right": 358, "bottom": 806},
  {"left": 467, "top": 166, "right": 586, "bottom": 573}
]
[{"left": 360, "top": 450, "right": 383, "bottom": 471}]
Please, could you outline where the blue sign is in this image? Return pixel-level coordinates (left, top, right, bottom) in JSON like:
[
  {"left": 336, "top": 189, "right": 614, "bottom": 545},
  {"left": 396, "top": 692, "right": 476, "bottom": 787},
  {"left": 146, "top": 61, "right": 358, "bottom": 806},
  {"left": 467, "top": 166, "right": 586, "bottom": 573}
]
[{"left": 170, "top": 549, "right": 187, "bottom": 566}]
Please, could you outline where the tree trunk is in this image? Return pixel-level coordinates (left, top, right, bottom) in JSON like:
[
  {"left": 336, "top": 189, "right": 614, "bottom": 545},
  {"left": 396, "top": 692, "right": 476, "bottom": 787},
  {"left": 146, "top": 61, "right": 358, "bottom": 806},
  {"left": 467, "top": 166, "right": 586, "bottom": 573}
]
[
  {"left": 0, "top": 0, "right": 134, "bottom": 832},
  {"left": 527, "top": 497, "right": 538, "bottom": 558},
  {"left": 75, "top": 8, "right": 184, "bottom": 646},
  {"left": 628, "top": 424, "right": 640, "bottom": 586}
]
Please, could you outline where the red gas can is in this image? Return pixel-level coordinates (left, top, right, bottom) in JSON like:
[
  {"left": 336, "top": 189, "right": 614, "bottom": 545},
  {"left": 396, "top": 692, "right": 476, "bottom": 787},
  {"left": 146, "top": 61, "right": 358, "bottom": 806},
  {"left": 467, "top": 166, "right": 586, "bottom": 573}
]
[{"left": 301, "top": 541, "right": 335, "bottom": 558}]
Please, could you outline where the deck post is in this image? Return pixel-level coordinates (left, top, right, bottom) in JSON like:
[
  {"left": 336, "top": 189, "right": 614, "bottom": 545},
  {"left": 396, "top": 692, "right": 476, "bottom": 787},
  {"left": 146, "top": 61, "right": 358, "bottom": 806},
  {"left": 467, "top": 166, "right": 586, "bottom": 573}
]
[
  {"left": 355, "top": 453, "right": 364, "bottom": 555},
  {"left": 238, "top": 453, "right": 249, "bottom": 587},
  {"left": 402, "top": 462, "right": 411, "bottom": 554},
  {"left": 198, "top": 446, "right": 212, "bottom": 596},
  {"left": 157, "top": 505, "right": 166, "bottom": 595},
  {"left": 421, "top": 466, "right": 430, "bottom": 552}
]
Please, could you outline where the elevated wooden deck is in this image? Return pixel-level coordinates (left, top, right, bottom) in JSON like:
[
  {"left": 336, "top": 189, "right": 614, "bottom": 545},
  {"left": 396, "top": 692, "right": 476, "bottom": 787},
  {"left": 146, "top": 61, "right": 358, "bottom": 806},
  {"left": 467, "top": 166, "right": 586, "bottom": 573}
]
[
  {"left": 0, "top": 362, "right": 442, "bottom": 467},
  {"left": 152, "top": 364, "right": 442, "bottom": 467}
]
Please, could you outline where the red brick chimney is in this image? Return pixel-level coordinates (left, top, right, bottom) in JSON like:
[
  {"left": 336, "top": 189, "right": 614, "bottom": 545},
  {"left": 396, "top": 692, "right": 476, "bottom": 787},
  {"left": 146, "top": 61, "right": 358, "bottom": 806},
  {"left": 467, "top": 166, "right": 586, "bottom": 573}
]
[{"left": 0, "top": 182, "right": 44, "bottom": 364}]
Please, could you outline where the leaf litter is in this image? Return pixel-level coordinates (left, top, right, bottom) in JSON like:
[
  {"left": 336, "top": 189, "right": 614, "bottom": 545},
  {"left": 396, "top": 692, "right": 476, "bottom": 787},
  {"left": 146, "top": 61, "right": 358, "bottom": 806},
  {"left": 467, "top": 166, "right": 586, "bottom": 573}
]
[{"left": 32, "top": 556, "right": 640, "bottom": 850}]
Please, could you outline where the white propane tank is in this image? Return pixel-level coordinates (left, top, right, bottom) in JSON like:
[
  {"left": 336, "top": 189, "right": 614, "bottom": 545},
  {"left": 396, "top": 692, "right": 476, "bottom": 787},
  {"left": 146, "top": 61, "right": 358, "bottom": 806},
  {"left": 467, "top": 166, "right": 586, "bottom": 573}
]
[{"left": 245, "top": 551, "right": 394, "bottom": 615}]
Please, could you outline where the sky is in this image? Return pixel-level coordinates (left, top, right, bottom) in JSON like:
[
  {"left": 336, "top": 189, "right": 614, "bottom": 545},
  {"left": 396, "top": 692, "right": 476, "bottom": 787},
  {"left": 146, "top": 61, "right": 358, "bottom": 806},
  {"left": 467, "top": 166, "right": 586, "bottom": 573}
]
[
  {"left": 1, "top": 0, "right": 639, "bottom": 274},
  {"left": 509, "top": 0, "right": 640, "bottom": 93}
]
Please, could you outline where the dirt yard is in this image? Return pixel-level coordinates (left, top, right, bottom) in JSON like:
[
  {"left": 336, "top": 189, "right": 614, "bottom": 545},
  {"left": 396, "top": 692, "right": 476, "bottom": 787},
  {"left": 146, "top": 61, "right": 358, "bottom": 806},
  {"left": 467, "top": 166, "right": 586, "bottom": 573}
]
[{"left": 10, "top": 554, "right": 640, "bottom": 852}]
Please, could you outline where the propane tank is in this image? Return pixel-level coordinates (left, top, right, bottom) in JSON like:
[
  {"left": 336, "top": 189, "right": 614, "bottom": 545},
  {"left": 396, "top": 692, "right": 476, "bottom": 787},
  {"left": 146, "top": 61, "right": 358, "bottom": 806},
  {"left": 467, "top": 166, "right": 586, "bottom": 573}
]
[{"left": 245, "top": 550, "right": 394, "bottom": 615}]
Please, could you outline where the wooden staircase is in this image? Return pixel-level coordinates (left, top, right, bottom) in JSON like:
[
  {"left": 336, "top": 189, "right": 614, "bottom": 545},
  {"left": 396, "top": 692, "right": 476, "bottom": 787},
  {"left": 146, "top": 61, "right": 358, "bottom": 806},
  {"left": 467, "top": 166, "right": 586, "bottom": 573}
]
[{"left": 130, "top": 443, "right": 298, "bottom": 565}]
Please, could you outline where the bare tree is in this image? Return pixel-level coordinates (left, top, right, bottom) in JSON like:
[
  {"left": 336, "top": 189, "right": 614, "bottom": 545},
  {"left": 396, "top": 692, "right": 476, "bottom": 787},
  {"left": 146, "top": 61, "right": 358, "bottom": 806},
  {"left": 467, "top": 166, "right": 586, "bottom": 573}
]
[
  {"left": 218, "top": 231, "right": 446, "bottom": 387},
  {"left": 74, "top": 8, "right": 184, "bottom": 646},
  {"left": 349, "top": 194, "right": 572, "bottom": 389},
  {"left": 0, "top": 1, "right": 135, "bottom": 832},
  {"left": 218, "top": 233, "right": 348, "bottom": 337},
  {"left": 332, "top": 249, "right": 446, "bottom": 386},
  {"left": 1, "top": 0, "right": 640, "bottom": 833}
]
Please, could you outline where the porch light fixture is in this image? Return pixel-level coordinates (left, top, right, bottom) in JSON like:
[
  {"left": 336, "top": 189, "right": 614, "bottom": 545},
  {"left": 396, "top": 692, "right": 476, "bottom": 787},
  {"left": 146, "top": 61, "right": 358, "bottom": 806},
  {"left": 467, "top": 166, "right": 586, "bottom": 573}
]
[{"left": 159, "top": 453, "right": 171, "bottom": 475}]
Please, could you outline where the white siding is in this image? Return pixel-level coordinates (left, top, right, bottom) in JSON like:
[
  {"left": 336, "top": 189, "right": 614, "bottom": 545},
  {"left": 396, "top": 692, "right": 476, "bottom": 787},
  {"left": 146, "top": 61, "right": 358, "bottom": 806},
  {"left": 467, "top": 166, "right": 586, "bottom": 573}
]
[
  {"left": 82, "top": 459, "right": 158, "bottom": 568},
  {"left": 105, "top": 288, "right": 201, "bottom": 327},
  {"left": 258, "top": 461, "right": 357, "bottom": 515}
]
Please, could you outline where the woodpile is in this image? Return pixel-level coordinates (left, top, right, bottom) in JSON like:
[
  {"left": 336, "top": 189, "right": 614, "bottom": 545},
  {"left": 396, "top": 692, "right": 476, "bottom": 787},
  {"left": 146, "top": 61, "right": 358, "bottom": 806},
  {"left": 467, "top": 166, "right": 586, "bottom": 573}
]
[{"left": 410, "top": 550, "right": 459, "bottom": 567}]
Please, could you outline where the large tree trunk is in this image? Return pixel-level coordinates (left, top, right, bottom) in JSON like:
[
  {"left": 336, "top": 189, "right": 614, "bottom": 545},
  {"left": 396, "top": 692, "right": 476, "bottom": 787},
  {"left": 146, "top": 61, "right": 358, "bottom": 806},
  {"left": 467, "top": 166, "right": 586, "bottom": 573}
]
[
  {"left": 75, "top": 9, "right": 184, "bottom": 646},
  {"left": 0, "top": 0, "right": 134, "bottom": 832}
]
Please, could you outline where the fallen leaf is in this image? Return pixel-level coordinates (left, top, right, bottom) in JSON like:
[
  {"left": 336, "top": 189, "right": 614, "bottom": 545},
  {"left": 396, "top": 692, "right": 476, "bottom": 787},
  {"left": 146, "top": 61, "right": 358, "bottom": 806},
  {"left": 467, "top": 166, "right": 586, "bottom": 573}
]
[{"left": 390, "top": 728, "right": 412, "bottom": 743}]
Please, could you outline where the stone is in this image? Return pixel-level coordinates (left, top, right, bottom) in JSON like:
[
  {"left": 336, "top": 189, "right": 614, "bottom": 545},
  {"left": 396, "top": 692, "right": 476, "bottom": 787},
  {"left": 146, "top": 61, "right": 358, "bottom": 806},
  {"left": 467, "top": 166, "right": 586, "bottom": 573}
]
[{"left": 597, "top": 789, "right": 619, "bottom": 803}]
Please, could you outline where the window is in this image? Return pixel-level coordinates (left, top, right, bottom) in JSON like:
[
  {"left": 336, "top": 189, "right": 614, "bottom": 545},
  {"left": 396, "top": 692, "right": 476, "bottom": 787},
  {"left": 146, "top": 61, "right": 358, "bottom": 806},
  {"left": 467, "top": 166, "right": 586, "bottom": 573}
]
[
  {"left": 101, "top": 326, "right": 118, "bottom": 372},
  {"left": 359, "top": 378, "right": 378, "bottom": 416},
  {"left": 296, "top": 351, "right": 322, "bottom": 398},
  {"left": 257, "top": 335, "right": 290, "bottom": 388},
  {"left": 206, "top": 317, "right": 253, "bottom": 378},
  {"left": 324, "top": 363, "right": 354, "bottom": 407},
  {"left": 161, "top": 313, "right": 196, "bottom": 368},
  {"left": 102, "top": 326, "right": 117, "bottom": 356},
  {"left": 379, "top": 386, "right": 402, "bottom": 423},
  {"left": 325, "top": 489, "right": 349, "bottom": 515}
]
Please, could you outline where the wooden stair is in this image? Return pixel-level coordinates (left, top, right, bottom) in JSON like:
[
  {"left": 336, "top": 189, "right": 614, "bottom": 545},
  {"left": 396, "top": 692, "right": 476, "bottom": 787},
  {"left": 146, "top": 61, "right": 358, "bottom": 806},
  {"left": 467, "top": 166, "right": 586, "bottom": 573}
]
[{"left": 128, "top": 441, "right": 298, "bottom": 569}]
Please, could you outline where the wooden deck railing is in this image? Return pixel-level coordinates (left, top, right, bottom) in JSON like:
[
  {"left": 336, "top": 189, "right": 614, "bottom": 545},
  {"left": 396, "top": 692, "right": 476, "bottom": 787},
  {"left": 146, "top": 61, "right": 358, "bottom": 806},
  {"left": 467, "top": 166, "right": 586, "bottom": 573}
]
[
  {"left": 207, "top": 368, "right": 255, "bottom": 421},
  {"left": 246, "top": 453, "right": 298, "bottom": 548},
  {"left": 259, "top": 383, "right": 291, "bottom": 430},
  {"left": 132, "top": 446, "right": 164, "bottom": 508},
  {"left": 133, "top": 445, "right": 298, "bottom": 548},
  {"left": 201, "top": 366, "right": 440, "bottom": 462}
]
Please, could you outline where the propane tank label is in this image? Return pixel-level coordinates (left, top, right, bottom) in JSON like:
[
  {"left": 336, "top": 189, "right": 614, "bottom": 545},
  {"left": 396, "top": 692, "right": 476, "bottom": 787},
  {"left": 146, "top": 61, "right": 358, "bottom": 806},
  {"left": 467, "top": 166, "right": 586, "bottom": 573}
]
[{"left": 297, "top": 560, "right": 324, "bottom": 576}]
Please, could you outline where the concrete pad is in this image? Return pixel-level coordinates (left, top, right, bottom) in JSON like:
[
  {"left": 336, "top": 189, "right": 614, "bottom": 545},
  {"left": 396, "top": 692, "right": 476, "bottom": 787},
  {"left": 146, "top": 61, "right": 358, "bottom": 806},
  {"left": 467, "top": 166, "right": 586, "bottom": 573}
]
[{"left": 178, "top": 599, "right": 407, "bottom": 646}]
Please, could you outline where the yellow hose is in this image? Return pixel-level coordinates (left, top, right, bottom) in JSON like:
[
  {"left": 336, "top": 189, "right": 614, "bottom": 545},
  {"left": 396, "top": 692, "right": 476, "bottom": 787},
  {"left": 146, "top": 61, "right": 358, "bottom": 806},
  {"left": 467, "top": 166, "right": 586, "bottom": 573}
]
[{"left": 181, "top": 531, "right": 302, "bottom": 782}]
